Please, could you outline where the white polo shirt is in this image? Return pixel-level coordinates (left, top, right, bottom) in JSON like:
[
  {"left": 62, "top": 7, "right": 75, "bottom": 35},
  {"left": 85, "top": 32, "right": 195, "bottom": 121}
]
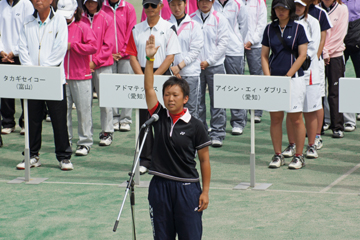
[
  {"left": 126, "top": 16, "right": 181, "bottom": 69},
  {"left": 0, "top": 0, "right": 34, "bottom": 56}
]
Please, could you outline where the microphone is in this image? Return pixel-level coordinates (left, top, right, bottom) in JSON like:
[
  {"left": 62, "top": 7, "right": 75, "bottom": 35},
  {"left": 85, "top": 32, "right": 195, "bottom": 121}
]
[{"left": 141, "top": 114, "right": 159, "bottom": 128}]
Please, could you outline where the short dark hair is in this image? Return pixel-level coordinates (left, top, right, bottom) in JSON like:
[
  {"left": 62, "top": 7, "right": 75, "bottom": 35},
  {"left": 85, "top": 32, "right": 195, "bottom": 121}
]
[
  {"left": 83, "top": 0, "right": 103, "bottom": 13},
  {"left": 162, "top": 76, "right": 190, "bottom": 99},
  {"left": 271, "top": 0, "right": 298, "bottom": 22},
  {"left": 74, "top": 6, "right": 83, "bottom": 22}
]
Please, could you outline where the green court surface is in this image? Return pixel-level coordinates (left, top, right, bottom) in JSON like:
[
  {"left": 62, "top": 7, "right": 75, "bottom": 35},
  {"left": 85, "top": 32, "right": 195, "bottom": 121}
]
[{"left": 1, "top": 1, "right": 359, "bottom": 239}]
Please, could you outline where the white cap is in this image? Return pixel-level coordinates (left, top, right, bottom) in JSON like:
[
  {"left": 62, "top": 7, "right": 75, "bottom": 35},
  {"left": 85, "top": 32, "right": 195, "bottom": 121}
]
[
  {"left": 294, "top": 0, "right": 306, "bottom": 6},
  {"left": 57, "top": 0, "right": 78, "bottom": 19}
]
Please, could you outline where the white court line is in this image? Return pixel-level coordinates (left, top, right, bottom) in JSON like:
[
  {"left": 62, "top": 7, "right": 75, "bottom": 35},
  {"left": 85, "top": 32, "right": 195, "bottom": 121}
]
[
  {"left": 1, "top": 180, "right": 359, "bottom": 196},
  {"left": 320, "top": 162, "right": 360, "bottom": 193}
]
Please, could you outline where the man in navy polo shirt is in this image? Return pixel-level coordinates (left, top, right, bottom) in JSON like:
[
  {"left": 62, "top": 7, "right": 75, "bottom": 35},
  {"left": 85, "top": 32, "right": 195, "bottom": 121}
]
[{"left": 144, "top": 34, "right": 211, "bottom": 240}]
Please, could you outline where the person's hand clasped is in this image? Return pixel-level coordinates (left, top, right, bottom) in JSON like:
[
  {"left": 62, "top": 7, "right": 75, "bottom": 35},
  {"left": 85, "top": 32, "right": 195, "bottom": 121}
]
[
  {"left": 200, "top": 61, "right": 209, "bottom": 70},
  {"left": 198, "top": 192, "right": 209, "bottom": 212},
  {"left": 146, "top": 35, "right": 160, "bottom": 59},
  {"left": 112, "top": 53, "right": 122, "bottom": 61},
  {"left": 170, "top": 65, "right": 180, "bottom": 75},
  {"left": 244, "top": 41, "right": 252, "bottom": 50}
]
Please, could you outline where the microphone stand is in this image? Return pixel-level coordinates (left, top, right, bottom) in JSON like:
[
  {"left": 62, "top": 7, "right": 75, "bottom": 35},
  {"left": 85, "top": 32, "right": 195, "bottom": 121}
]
[{"left": 113, "top": 125, "right": 150, "bottom": 239}]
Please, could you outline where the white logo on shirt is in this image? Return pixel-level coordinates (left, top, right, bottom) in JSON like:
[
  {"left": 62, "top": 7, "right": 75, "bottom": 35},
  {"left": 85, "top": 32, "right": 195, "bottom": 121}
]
[
  {"left": 180, "top": 132, "right": 185, "bottom": 135},
  {"left": 287, "top": 36, "right": 291, "bottom": 39}
]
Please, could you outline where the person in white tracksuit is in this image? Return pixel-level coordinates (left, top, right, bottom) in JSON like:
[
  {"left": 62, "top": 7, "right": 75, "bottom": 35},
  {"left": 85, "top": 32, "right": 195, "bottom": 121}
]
[
  {"left": 168, "top": 0, "right": 204, "bottom": 119},
  {"left": 191, "top": 0, "right": 229, "bottom": 147},
  {"left": 213, "top": 0, "right": 248, "bottom": 135},
  {"left": 243, "top": 0, "right": 267, "bottom": 123}
]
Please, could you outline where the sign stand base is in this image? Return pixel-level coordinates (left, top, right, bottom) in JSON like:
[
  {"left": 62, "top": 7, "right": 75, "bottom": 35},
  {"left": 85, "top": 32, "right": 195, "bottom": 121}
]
[
  {"left": 8, "top": 177, "right": 48, "bottom": 185},
  {"left": 119, "top": 181, "right": 150, "bottom": 188},
  {"left": 233, "top": 182, "right": 272, "bottom": 191}
]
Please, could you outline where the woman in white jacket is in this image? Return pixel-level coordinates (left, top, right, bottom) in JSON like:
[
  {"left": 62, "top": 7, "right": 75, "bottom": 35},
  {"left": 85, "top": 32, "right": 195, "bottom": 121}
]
[
  {"left": 168, "top": 0, "right": 204, "bottom": 119},
  {"left": 191, "top": 0, "right": 229, "bottom": 147}
]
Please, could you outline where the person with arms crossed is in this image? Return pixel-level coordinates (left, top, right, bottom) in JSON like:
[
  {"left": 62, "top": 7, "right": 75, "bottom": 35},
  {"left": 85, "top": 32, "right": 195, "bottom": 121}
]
[
  {"left": 168, "top": 0, "right": 204, "bottom": 119},
  {"left": 126, "top": 0, "right": 181, "bottom": 174},
  {"left": 17, "top": 0, "right": 73, "bottom": 170},
  {"left": 145, "top": 34, "right": 211, "bottom": 240}
]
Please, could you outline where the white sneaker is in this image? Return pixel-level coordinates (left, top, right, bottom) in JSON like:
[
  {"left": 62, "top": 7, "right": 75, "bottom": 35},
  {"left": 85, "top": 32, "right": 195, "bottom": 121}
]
[
  {"left": 72, "top": 103, "right": 76, "bottom": 109},
  {"left": 45, "top": 115, "right": 51, "bottom": 122},
  {"left": 344, "top": 124, "right": 356, "bottom": 132},
  {"left": 357, "top": 114, "right": 360, "bottom": 121},
  {"left": 288, "top": 155, "right": 305, "bottom": 169},
  {"left": 306, "top": 145, "right": 318, "bottom": 159},
  {"left": 231, "top": 127, "right": 243, "bottom": 135},
  {"left": 16, "top": 156, "right": 41, "bottom": 170},
  {"left": 113, "top": 122, "right": 120, "bottom": 131},
  {"left": 254, "top": 116, "right": 261, "bottom": 123},
  {"left": 323, "top": 123, "right": 330, "bottom": 131},
  {"left": 120, "top": 123, "right": 131, "bottom": 132},
  {"left": 211, "top": 139, "right": 223, "bottom": 147},
  {"left": 332, "top": 130, "right": 344, "bottom": 138},
  {"left": 93, "top": 92, "right": 98, "bottom": 99},
  {"left": 20, "top": 128, "right": 25, "bottom": 135},
  {"left": 314, "top": 136, "right": 323, "bottom": 150},
  {"left": 139, "top": 166, "right": 148, "bottom": 175},
  {"left": 282, "top": 144, "right": 296, "bottom": 158},
  {"left": 99, "top": 132, "right": 113, "bottom": 146},
  {"left": 208, "top": 128, "right": 212, "bottom": 133},
  {"left": 59, "top": 159, "right": 74, "bottom": 170},
  {"left": 75, "top": 145, "right": 90, "bottom": 156},
  {"left": 269, "top": 154, "right": 285, "bottom": 168},
  {"left": 1, "top": 127, "right": 15, "bottom": 134}
]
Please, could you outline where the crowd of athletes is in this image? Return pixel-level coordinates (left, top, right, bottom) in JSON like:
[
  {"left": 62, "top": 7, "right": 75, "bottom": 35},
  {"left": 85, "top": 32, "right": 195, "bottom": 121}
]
[{"left": 0, "top": 0, "right": 359, "bottom": 171}]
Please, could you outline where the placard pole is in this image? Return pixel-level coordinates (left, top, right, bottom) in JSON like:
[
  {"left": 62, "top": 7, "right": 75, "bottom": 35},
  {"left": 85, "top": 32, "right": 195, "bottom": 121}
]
[
  {"left": 24, "top": 99, "right": 30, "bottom": 182},
  {"left": 134, "top": 109, "right": 140, "bottom": 185},
  {"left": 250, "top": 110, "right": 255, "bottom": 188}
]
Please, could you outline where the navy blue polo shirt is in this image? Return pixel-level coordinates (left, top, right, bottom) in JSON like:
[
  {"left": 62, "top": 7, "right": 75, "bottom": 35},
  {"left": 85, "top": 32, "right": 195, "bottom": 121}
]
[
  {"left": 149, "top": 104, "right": 211, "bottom": 182},
  {"left": 308, "top": 4, "right": 332, "bottom": 32},
  {"left": 261, "top": 20, "right": 309, "bottom": 77}
]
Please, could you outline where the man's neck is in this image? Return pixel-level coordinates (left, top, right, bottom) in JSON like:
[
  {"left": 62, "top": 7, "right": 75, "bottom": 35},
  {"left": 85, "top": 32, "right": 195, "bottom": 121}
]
[
  {"left": 38, "top": 8, "right": 51, "bottom": 23},
  {"left": 147, "top": 15, "right": 160, "bottom": 27},
  {"left": 8, "top": 0, "right": 14, "bottom": 6}
]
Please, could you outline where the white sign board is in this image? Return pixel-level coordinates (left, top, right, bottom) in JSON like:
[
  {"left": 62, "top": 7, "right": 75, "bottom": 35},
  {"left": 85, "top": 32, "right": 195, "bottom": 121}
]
[
  {"left": 0, "top": 65, "right": 63, "bottom": 100},
  {"left": 99, "top": 74, "right": 168, "bottom": 108},
  {"left": 214, "top": 75, "right": 291, "bottom": 111},
  {"left": 339, "top": 78, "right": 360, "bottom": 113}
]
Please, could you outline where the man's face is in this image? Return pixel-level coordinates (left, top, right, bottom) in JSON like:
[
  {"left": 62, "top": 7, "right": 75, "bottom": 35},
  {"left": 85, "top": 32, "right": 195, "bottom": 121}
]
[
  {"left": 144, "top": 2, "right": 163, "bottom": 18},
  {"left": 32, "top": 0, "right": 53, "bottom": 12}
]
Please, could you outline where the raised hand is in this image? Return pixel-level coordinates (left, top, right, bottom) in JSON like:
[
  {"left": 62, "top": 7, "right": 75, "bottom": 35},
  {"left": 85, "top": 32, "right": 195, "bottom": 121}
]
[{"left": 145, "top": 35, "right": 160, "bottom": 59}]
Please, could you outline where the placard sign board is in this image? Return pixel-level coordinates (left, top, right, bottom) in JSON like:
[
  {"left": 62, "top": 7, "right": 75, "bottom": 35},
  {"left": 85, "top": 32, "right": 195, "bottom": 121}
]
[
  {"left": 339, "top": 78, "right": 360, "bottom": 113},
  {"left": 214, "top": 75, "right": 291, "bottom": 111},
  {"left": 99, "top": 74, "right": 168, "bottom": 108},
  {"left": 0, "top": 65, "right": 63, "bottom": 100}
]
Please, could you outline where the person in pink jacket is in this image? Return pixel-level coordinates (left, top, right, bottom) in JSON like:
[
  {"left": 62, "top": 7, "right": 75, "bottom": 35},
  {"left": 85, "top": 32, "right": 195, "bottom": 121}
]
[
  {"left": 82, "top": 0, "right": 116, "bottom": 146},
  {"left": 320, "top": 0, "right": 349, "bottom": 138},
  {"left": 141, "top": 0, "right": 197, "bottom": 21},
  {"left": 102, "top": 0, "right": 137, "bottom": 132},
  {"left": 57, "top": 0, "right": 97, "bottom": 156}
]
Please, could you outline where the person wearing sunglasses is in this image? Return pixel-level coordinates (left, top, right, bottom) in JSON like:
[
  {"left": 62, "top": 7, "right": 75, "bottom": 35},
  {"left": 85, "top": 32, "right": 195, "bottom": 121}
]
[{"left": 126, "top": 0, "right": 181, "bottom": 174}]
